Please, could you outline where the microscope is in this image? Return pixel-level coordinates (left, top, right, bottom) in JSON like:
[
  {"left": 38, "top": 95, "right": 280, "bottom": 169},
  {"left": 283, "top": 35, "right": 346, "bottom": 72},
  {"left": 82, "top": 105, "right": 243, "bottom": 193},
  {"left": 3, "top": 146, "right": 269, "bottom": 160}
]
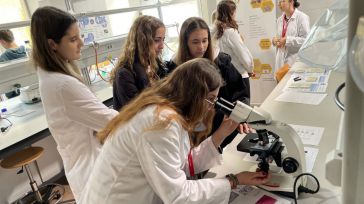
[{"left": 215, "top": 98, "right": 306, "bottom": 198}]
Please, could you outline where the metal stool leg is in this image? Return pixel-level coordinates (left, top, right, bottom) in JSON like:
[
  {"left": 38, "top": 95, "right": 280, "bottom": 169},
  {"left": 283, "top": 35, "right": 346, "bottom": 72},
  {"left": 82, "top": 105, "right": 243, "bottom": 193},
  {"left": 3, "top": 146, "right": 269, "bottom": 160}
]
[
  {"left": 34, "top": 160, "right": 44, "bottom": 183},
  {"left": 24, "top": 164, "right": 43, "bottom": 203}
]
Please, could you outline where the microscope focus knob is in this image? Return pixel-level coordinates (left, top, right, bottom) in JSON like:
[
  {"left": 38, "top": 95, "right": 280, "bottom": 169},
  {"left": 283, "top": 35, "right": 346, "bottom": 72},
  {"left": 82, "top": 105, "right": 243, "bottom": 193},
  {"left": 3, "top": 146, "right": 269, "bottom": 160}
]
[{"left": 282, "top": 157, "right": 299, "bottom": 173}]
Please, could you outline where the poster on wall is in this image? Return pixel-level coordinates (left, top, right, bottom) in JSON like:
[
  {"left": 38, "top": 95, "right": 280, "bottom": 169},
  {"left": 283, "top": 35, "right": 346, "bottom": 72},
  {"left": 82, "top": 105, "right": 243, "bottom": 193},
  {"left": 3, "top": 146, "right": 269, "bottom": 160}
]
[
  {"left": 235, "top": 0, "right": 277, "bottom": 104},
  {"left": 78, "top": 15, "right": 112, "bottom": 45}
]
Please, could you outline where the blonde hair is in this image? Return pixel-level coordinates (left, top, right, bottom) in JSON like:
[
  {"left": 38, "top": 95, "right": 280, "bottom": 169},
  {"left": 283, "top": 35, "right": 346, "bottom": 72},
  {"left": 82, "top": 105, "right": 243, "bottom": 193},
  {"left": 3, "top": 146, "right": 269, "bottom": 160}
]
[
  {"left": 31, "top": 6, "right": 83, "bottom": 81},
  {"left": 111, "top": 15, "right": 165, "bottom": 83},
  {"left": 98, "top": 58, "right": 223, "bottom": 146}
]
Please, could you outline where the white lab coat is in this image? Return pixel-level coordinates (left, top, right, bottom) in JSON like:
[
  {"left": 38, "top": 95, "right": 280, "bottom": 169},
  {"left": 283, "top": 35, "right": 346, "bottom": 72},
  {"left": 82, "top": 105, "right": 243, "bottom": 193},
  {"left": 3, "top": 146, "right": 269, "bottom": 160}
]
[
  {"left": 79, "top": 105, "right": 231, "bottom": 204},
  {"left": 37, "top": 68, "right": 118, "bottom": 201},
  {"left": 275, "top": 9, "right": 310, "bottom": 71},
  {"left": 213, "top": 27, "right": 254, "bottom": 78}
]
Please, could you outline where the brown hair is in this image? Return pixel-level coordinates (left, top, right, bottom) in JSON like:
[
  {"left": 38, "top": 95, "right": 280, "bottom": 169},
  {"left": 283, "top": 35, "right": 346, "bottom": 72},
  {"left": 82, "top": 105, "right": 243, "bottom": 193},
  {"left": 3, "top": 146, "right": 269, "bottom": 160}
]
[
  {"left": 31, "top": 6, "right": 82, "bottom": 81},
  {"left": 174, "top": 17, "right": 214, "bottom": 65},
  {"left": 98, "top": 58, "right": 223, "bottom": 146},
  {"left": 111, "top": 15, "right": 165, "bottom": 83},
  {"left": 215, "top": 0, "right": 239, "bottom": 39},
  {"left": 0, "top": 30, "right": 14, "bottom": 43}
]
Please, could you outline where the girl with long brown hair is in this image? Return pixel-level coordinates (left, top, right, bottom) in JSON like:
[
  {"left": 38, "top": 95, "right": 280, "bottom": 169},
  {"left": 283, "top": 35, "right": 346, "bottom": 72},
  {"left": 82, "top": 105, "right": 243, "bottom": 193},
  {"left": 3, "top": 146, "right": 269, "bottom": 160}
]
[
  {"left": 31, "top": 6, "right": 118, "bottom": 201},
  {"left": 213, "top": 0, "right": 254, "bottom": 99},
  {"left": 111, "top": 15, "right": 169, "bottom": 111},
  {"left": 167, "top": 17, "right": 250, "bottom": 149},
  {"left": 80, "top": 58, "right": 270, "bottom": 204}
]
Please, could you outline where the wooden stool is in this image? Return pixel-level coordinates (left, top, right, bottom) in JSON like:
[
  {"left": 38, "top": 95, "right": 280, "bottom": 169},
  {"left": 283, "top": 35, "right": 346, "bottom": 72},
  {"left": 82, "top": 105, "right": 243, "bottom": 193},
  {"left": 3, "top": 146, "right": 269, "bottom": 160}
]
[
  {"left": 0, "top": 146, "right": 72, "bottom": 203},
  {"left": 1, "top": 147, "right": 44, "bottom": 203}
]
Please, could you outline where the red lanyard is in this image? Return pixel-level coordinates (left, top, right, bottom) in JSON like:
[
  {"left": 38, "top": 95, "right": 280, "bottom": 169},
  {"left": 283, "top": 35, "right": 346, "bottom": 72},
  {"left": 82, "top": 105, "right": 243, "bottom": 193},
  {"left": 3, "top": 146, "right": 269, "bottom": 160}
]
[
  {"left": 188, "top": 149, "right": 195, "bottom": 177},
  {"left": 282, "top": 11, "right": 294, "bottom": 38},
  {"left": 281, "top": 15, "right": 289, "bottom": 38}
]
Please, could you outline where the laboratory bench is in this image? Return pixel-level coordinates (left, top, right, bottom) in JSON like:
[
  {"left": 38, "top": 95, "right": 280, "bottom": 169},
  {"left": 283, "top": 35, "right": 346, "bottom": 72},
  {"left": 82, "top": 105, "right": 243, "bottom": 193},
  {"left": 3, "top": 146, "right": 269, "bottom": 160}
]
[
  {"left": 209, "top": 61, "right": 345, "bottom": 203},
  {"left": 0, "top": 79, "right": 113, "bottom": 160}
]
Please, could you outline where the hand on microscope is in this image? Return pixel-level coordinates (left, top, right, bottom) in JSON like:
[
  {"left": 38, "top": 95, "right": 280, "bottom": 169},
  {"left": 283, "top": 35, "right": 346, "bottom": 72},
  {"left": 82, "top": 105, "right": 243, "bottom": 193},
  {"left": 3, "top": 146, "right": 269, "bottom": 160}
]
[
  {"left": 241, "top": 122, "right": 254, "bottom": 134},
  {"left": 211, "top": 117, "right": 244, "bottom": 148}
]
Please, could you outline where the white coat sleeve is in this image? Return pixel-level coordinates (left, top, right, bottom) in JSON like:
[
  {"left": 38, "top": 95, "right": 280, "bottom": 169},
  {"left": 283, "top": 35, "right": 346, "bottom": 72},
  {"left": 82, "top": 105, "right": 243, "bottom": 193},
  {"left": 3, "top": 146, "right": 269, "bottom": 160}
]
[
  {"left": 285, "top": 15, "right": 310, "bottom": 48},
  {"left": 188, "top": 137, "right": 224, "bottom": 174},
  {"left": 60, "top": 79, "right": 118, "bottom": 131},
  {"left": 227, "top": 29, "right": 254, "bottom": 73},
  {"left": 136, "top": 121, "right": 231, "bottom": 204}
]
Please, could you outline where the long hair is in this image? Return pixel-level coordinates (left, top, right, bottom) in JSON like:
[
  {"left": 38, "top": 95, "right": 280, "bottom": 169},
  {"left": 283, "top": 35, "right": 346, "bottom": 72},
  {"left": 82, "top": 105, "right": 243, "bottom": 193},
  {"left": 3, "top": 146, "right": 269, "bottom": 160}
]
[
  {"left": 215, "top": 0, "right": 239, "bottom": 39},
  {"left": 174, "top": 17, "right": 214, "bottom": 65},
  {"left": 31, "top": 6, "right": 82, "bottom": 81},
  {"left": 111, "top": 15, "right": 165, "bottom": 83},
  {"left": 98, "top": 58, "right": 223, "bottom": 146}
]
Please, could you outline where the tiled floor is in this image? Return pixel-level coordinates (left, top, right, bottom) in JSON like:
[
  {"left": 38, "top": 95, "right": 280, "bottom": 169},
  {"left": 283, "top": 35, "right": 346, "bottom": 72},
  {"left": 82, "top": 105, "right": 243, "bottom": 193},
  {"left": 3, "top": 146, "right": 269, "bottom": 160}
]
[
  {"left": 54, "top": 176, "right": 75, "bottom": 203},
  {"left": 62, "top": 185, "right": 75, "bottom": 202},
  {"left": 43, "top": 175, "right": 76, "bottom": 203}
]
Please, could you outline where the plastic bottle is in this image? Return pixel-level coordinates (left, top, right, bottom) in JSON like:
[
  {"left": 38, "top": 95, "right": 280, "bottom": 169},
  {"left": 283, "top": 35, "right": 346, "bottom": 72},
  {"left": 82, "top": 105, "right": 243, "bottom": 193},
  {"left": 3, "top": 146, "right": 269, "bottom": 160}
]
[
  {"left": 349, "top": 17, "right": 364, "bottom": 93},
  {"left": 24, "top": 40, "right": 31, "bottom": 57},
  {"left": 0, "top": 108, "right": 7, "bottom": 119}
]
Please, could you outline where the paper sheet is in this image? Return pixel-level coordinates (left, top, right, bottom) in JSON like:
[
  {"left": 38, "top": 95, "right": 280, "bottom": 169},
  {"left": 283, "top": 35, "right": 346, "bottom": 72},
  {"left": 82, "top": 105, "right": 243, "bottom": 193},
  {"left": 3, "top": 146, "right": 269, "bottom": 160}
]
[
  {"left": 274, "top": 91, "right": 327, "bottom": 105},
  {"left": 289, "top": 124, "right": 324, "bottom": 146},
  {"left": 283, "top": 70, "right": 331, "bottom": 93}
]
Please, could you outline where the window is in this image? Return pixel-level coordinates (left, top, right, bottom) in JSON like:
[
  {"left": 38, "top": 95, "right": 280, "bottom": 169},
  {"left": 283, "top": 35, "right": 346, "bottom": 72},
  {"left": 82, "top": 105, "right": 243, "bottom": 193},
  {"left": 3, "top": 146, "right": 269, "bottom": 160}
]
[{"left": 0, "top": 0, "right": 30, "bottom": 50}]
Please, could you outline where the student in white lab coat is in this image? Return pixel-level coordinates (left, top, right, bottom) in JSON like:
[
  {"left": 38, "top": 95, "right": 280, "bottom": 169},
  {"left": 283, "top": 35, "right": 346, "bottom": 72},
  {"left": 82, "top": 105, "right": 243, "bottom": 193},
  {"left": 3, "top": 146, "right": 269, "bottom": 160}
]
[
  {"left": 272, "top": 0, "right": 310, "bottom": 71},
  {"left": 80, "top": 58, "right": 271, "bottom": 204},
  {"left": 30, "top": 6, "right": 118, "bottom": 201},
  {"left": 212, "top": 0, "right": 254, "bottom": 99}
]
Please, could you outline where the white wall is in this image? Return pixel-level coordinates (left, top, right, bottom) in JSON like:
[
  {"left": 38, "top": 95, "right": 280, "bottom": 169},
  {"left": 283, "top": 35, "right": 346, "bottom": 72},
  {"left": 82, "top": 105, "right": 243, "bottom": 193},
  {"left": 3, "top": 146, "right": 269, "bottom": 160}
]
[
  {"left": 297, "top": 0, "right": 337, "bottom": 26},
  {"left": 200, "top": 0, "right": 217, "bottom": 25}
]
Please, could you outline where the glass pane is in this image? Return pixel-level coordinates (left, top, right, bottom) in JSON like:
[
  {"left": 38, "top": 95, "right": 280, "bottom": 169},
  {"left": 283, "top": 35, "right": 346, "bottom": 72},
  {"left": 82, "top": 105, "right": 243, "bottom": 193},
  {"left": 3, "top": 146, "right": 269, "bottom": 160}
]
[
  {"left": 108, "top": 12, "right": 139, "bottom": 37},
  {"left": 161, "top": 1, "right": 200, "bottom": 36},
  {"left": 0, "top": 0, "right": 29, "bottom": 24},
  {"left": 141, "top": 8, "right": 159, "bottom": 18}
]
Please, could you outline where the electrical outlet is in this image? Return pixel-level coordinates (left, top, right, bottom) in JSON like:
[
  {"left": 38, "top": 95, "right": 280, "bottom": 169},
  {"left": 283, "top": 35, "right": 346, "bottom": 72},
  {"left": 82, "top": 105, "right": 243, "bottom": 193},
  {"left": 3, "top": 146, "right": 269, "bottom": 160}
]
[{"left": 106, "top": 44, "right": 113, "bottom": 50}]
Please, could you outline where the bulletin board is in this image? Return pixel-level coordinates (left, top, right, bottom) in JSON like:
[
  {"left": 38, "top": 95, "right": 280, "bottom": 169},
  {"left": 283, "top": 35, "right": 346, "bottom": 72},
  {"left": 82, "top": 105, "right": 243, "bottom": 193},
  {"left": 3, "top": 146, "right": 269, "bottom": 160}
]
[{"left": 78, "top": 15, "right": 112, "bottom": 45}]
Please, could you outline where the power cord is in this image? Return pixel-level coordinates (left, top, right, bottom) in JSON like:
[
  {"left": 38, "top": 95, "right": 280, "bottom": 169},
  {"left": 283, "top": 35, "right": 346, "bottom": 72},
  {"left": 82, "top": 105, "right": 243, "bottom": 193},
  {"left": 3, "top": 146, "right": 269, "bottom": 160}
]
[
  {"left": 293, "top": 173, "right": 320, "bottom": 204},
  {"left": 1, "top": 117, "right": 13, "bottom": 133}
]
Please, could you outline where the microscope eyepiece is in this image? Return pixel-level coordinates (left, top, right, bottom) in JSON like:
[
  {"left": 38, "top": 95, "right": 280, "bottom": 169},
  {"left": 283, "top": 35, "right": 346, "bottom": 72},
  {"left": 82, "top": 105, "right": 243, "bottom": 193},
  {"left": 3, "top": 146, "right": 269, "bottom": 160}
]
[{"left": 214, "top": 98, "right": 234, "bottom": 116}]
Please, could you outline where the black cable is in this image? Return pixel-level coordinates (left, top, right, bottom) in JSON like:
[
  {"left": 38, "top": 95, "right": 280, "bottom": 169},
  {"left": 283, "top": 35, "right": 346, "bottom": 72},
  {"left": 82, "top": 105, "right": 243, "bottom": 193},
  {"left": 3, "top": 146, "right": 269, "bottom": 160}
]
[
  {"left": 1, "top": 117, "right": 13, "bottom": 133},
  {"left": 334, "top": 82, "right": 345, "bottom": 111},
  {"left": 293, "top": 173, "right": 320, "bottom": 204},
  {"left": 3, "top": 117, "right": 13, "bottom": 125}
]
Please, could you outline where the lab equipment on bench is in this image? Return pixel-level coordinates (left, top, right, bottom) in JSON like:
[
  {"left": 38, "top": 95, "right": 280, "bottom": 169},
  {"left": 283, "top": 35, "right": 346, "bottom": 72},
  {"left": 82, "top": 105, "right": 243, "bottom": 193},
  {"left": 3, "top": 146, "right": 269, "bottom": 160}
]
[{"left": 214, "top": 98, "right": 308, "bottom": 198}]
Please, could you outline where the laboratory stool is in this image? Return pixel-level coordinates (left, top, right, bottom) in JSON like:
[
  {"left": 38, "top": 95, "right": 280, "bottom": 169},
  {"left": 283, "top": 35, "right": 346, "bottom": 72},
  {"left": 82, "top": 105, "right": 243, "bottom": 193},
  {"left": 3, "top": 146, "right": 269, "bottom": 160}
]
[{"left": 0, "top": 146, "right": 70, "bottom": 204}]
